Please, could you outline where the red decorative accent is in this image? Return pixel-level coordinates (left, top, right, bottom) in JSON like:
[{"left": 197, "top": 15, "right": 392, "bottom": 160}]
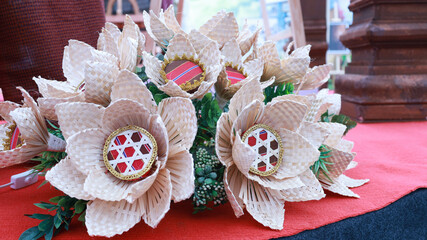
[
  {"left": 116, "top": 162, "right": 128, "bottom": 173},
  {"left": 115, "top": 135, "right": 127, "bottom": 145},
  {"left": 124, "top": 147, "right": 135, "bottom": 157},
  {"left": 226, "top": 66, "right": 246, "bottom": 85},
  {"left": 132, "top": 159, "right": 144, "bottom": 170},
  {"left": 258, "top": 165, "right": 266, "bottom": 172},
  {"left": 248, "top": 136, "right": 256, "bottom": 146},
  {"left": 10, "top": 126, "right": 20, "bottom": 149},
  {"left": 259, "top": 130, "right": 267, "bottom": 140},
  {"left": 166, "top": 61, "right": 203, "bottom": 86}
]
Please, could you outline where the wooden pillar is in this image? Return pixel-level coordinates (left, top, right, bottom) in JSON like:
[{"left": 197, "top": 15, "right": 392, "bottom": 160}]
[
  {"left": 301, "top": 0, "right": 328, "bottom": 68},
  {"left": 335, "top": 0, "right": 427, "bottom": 122}
]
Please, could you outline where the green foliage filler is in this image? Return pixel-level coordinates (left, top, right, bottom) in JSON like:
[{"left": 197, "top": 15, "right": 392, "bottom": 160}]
[
  {"left": 192, "top": 147, "right": 227, "bottom": 213},
  {"left": 311, "top": 145, "right": 334, "bottom": 182},
  {"left": 19, "top": 196, "right": 88, "bottom": 240},
  {"left": 320, "top": 110, "right": 357, "bottom": 135},
  {"left": 192, "top": 93, "right": 222, "bottom": 148},
  {"left": 263, "top": 82, "right": 294, "bottom": 104}
]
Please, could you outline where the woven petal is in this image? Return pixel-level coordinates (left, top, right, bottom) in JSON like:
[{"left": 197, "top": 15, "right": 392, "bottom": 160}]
[
  {"left": 142, "top": 52, "right": 165, "bottom": 85},
  {"left": 317, "top": 122, "right": 346, "bottom": 147},
  {"left": 139, "top": 168, "right": 172, "bottom": 228},
  {"left": 157, "top": 81, "right": 191, "bottom": 98},
  {"left": 188, "top": 29, "right": 212, "bottom": 54},
  {"left": 98, "top": 28, "right": 119, "bottom": 58},
  {"left": 56, "top": 102, "right": 104, "bottom": 141},
  {"left": 111, "top": 70, "right": 157, "bottom": 113},
  {"left": 259, "top": 100, "right": 307, "bottom": 132},
  {"left": 63, "top": 40, "right": 95, "bottom": 86},
  {"left": 222, "top": 38, "right": 242, "bottom": 66},
  {"left": 206, "top": 12, "right": 239, "bottom": 48},
  {"left": 105, "top": 22, "right": 121, "bottom": 43},
  {"left": 243, "top": 59, "right": 263, "bottom": 79},
  {"left": 248, "top": 173, "right": 304, "bottom": 191},
  {"left": 232, "top": 134, "right": 257, "bottom": 176},
  {"left": 33, "top": 76, "right": 77, "bottom": 98},
  {"left": 198, "top": 40, "right": 221, "bottom": 67},
  {"left": 278, "top": 56, "right": 310, "bottom": 85},
  {"left": 257, "top": 41, "right": 281, "bottom": 68},
  {"left": 215, "top": 113, "right": 233, "bottom": 167},
  {"left": 84, "top": 164, "right": 159, "bottom": 203},
  {"left": 271, "top": 94, "right": 311, "bottom": 106},
  {"left": 273, "top": 129, "right": 319, "bottom": 179},
  {"left": 10, "top": 108, "right": 48, "bottom": 150},
  {"left": 318, "top": 148, "right": 354, "bottom": 182},
  {"left": 240, "top": 178, "right": 285, "bottom": 230},
  {"left": 238, "top": 27, "right": 260, "bottom": 55},
  {"left": 281, "top": 169, "right": 325, "bottom": 201},
  {"left": 228, "top": 79, "right": 264, "bottom": 123},
  {"left": 102, "top": 99, "right": 169, "bottom": 164},
  {"left": 46, "top": 157, "right": 94, "bottom": 200},
  {"left": 120, "top": 15, "right": 139, "bottom": 44},
  {"left": 224, "top": 164, "right": 245, "bottom": 217},
  {"left": 231, "top": 100, "right": 264, "bottom": 139},
  {"left": 37, "top": 93, "right": 85, "bottom": 121},
  {"left": 143, "top": 10, "right": 174, "bottom": 46},
  {"left": 163, "top": 5, "right": 183, "bottom": 34},
  {"left": 322, "top": 177, "right": 360, "bottom": 198},
  {"left": 165, "top": 145, "right": 194, "bottom": 202},
  {"left": 84, "top": 61, "right": 119, "bottom": 106},
  {"left": 0, "top": 101, "right": 19, "bottom": 122},
  {"left": 165, "top": 34, "right": 196, "bottom": 60},
  {"left": 341, "top": 174, "right": 370, "bottom": 188},
  {"left": 298, "top": 121, "right": 330, "bottom": 149},
  {"left": 0, "top": 145, "right": 30, "bottom": 168},
  {"left": 347, "top": 161, "right": 358, "bottom": 170},
  {"left": 158, "top": 97, "right": 197, "bottom": 150},
  {"left": 199, "top": 10, "right": 226, "bottom": 35},
  {"left": 66, "top": 128, "right": 108, "bottom": 175},
  {"left": 297, "top": 64, "right": 332, "bottom": 90},
  {"left": 336, "top": 139, "right": 354, "bottom": 153},
  {"left": 119, "top": 37, "right": 138, "bottom": 72},
  {"left": 86, "top": 198, "right": 143, "bottom": 237}
]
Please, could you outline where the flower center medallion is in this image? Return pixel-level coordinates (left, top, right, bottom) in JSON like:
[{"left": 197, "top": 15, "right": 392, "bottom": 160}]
[
  {"left": 226, "top": 66, "right": 246, "bottom": 85},
  {"left": 103, "top": 126, "right": 157, "bottom": 181},
  {"left": 162, "top": 57, "right": 206, "bottom": 92},
  {"left": 241, "top": 124, "right": 283, "bottom": 176},
  {"left": 3, "top": 123, "right": 23, "bottom": 150}
]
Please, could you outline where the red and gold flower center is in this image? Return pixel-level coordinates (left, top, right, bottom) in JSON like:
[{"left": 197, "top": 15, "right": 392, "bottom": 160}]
[
  {"left": 103, "top": 125, "right": 157, "bottom": 181},
  {"left": 241, "top": 124, "right": 283, "bottom": 176},
  {"left": 163, "top": 58, "right": 206, "bottom": 92},
  {"left": 3, "top": 123, "right": 23, "bottom": 150},
  {"left": 226, "top": 66, "right": 246, "bottom": 85}
]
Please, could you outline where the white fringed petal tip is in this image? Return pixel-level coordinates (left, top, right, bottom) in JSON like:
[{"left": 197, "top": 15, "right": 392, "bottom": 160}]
[
  {"left": 0, "top": 87, "right": 65, "bottom": 168},
  {"left": 46, "top": 74, "right": 197, "bottom": 237},
  {"left": 215, "top": 79, "right": 325, "bottom": 230},
  {"left": 143, "top": 34, "right": 222, "bottom": 99}
]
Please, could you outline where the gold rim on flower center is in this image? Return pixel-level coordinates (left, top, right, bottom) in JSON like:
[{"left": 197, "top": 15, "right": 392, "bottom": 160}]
[
  {"left": 103, "top": 125, "right": 158, "bottom": 181},
  {"left": 224, "top": 62, "right": 247, "bottom": 86},
  {"left": 241, "top": 124, "right": 283, "bottom": 176},
  {"left": 160, "top": 54, "right": 207, "bottom": 92},
  {"left": 3, "top": 122, "right": 24, "bottom": 150}
]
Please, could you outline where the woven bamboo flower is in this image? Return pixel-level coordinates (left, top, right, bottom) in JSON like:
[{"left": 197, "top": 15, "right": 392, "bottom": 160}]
[
  {"left": 0, "top": 87, "right": 66, "bottom": 168},
  {"left": 277, "top": 89, "right": 369, "bottom": 198},
  {"left": 143, "top": 5, "right": 185, "bottom": 48},
  {"left": 34, "top": 17, "right": 145, "bottom": 120},
  {"left": 143, "top": 34, "right": 222, "bottom": 99},
  {"left": 45, "top": 70, "right": 197, "bottom": 237},
  {"left": 215, "top": 79, "right": 327, "bottom": 230},
  {"left": 214, "top": 38, "right": 264, "bottom": 103}
]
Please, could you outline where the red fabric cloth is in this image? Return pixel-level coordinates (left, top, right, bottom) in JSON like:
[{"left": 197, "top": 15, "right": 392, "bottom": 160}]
[
  {"left": 0, "top": 0, "right": 106, "bottom": 104},
  {"left": 0, "top": 121, "right": 426, "bottom": 239}
]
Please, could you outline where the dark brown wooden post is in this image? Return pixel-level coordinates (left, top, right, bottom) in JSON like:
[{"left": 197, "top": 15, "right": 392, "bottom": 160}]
[
  {"left": 301, "top": 0, "right": 328, "bottom": 68},
  {"left": 335, "top": 0, "right": 427, "bottom": 122}
]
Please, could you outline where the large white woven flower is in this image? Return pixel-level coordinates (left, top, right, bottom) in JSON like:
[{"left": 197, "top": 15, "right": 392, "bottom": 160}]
[
  {"left": 0, "top": 88, "right": 65, "bottom": 168},
  {"left": 34, "top": 17, "right": 145, "bottom": 120},
  {"left": 215, "top": 80, "right": 327, "bottom": 230},
  {"left": 277, "top": 89, "right": 369, "bottom": 198},
  {"left": 143, "top": 34, "right": 222, "bottom": 99},
  {"left": 46, "top": 70, "right": 197, "bottom": 237}
]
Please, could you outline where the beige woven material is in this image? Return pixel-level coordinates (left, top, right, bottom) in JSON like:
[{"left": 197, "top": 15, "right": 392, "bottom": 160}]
[
  {"left": 215, "top": 37, "right": 264, "bottom": 101},
  {"left": 84, "top": 61, "right": 119, "bottom": 106},
  {"left": 216, "top": 79, "right": 325, "bottom": 230},
  {"left": 0, "top": 88, "right": 65, "bottom": 168},
  {"left": 257, "top": 41, "right": 311, "bottom": 85},
  {"left": 143, "top": 34, "right": 221, "bottom": 100},
  {"left": 143, "top": 6, "right": 178, "bottom": 47},
  {"left": 295, "top": 64, "right": 332, "bottom": 92},
  {"left": 37, "top": 94, "right": 85, "bottom": 121},
  {"left": 188, "top": 29, "right": 212, "bottom": 54},
  {"left": 47, "top": 79, "right": 197, "bottom": 236},
  {"left": 205, "top": 12, "right": 239, "bottom": 48}
]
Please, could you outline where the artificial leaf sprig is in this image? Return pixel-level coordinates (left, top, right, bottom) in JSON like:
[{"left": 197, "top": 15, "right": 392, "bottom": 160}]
[
  {"left": 311, "top": 145, "right": 334, "bottom": 182},
  {"left": 20, "top": 196, "right": 87, "bottom": 240},
  {"left": 320, "top": 110, "right": 357, "bottom": 135},
  {"left": 264, "top": 82, "right": 294, "bottom": 104}
]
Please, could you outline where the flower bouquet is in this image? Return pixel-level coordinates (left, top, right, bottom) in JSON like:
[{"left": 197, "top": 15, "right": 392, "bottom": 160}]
[{"left": 0, "top": 6, "right": 369, "bottom": 239}]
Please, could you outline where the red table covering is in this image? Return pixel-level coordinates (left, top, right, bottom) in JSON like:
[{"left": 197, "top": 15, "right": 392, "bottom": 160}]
[{"left": 1, "top": 121, "right": 426, "bottom": 239}]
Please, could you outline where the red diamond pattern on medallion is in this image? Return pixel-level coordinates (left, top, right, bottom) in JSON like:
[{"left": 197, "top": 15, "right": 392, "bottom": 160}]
[
  {"left": 242, "top": 125, "right": 283, "bottom": 176},
  {"left": 104, "top": 127, "right": 157, "bottom": 180}
]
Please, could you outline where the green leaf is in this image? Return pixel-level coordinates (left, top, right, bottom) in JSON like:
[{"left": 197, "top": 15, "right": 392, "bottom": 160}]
[
  {"left": 34, "top": 202, "right": 55, "bottom": 210},
  {"left": 38, "top": 217, "right": 53, "bottom": 232},
  {"left": 74, "top": 200, "right": 86, "bottom": 214},
  {"left": 44, "top": 225, "right": 54, "bottom": 240},
  {"left": 78, "top": 211, "right": 86, "bottom": 222},
  {"left": 19, "top": 226, "right": 44, "bottom": 240},
  {"left": 53, "top": 215, "right": 62, "bottom": 229},
  {"left": 49, "top": 196, "right": 62, "bottom": 203},
  {"left": 25, "top": 213, "right": 52, "bottom": 220}
]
